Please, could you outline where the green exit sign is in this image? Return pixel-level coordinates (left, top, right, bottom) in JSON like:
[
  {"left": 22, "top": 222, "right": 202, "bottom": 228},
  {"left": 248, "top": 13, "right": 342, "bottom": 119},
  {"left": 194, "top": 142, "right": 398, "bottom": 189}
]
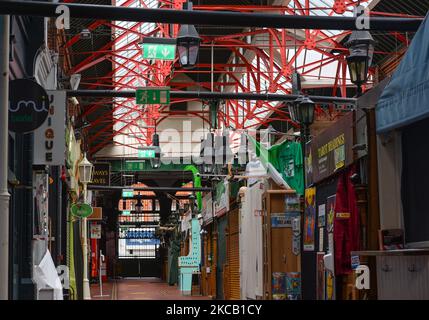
[
  {"left": 138, "top": 148, "right": 156, "bottom": 159},
  {"left": 136, "top": 87, "right": 170, "bottom": 105},
  {"left": 141, "top": 37, "right": 176, "bottom": 61},
  {"left": 122, "top": 211, "right": 131, "bottom": 215},
  {"left": 122, "top": 189, "right": 134, "bottom": 198}
]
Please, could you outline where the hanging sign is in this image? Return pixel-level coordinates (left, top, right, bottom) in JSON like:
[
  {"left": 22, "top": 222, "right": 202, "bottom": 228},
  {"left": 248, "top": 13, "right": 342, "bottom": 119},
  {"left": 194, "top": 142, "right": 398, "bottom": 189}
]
[
  {"left": 122, "top": 189, "right": 134, "bottom": 198},
  {"left": 215, "top": 179, "right": 229, "bottom": 217},
  {"left": 89, "top": 163, "right": 110, "bottom": 186},
  {"left": 90, "top": 223, "right": 102, "bottom": 239},
  {"left": 141, "top": 37, "right": 176, "bottom": 61},
  {"left": 138, "top": 147, "right": 157, "bottom": 159},
  {"left": 8, "top": 79, "right": 50, "bottom": 133},
  {"left": 71, "top": 203, "right": 93, "bottom": 218},
  {"left": 306, "top": 111, "right": 355, "bottom": 185},
  {"left": 136, "top": 87, "right": 170, "bottom": 105},
  {"left": 33, "top": 90, "right": 66, "bottom": 165}
]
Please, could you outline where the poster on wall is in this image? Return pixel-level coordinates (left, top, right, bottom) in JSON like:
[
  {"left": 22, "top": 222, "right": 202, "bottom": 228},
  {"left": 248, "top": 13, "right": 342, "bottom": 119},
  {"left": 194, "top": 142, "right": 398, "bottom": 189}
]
[
  {"left": 318, "top": 204, "right": 326, "bottom": 227},
  {"left": 326, "top": 270, "right": 335, "bottom": 300},
  {"left": 303, "top": 187, "right": 316, "bottom": 251},
  {"left": 316, "top": 252, "right": 325, "bottom": 300},
  {"left": 326, "top": 195, "right": 336, "bottom": 233},
  {"left": 90, "top": 223, "right": 102, "bottom": 239},
  {"left": 33, "top": 171, "right": 49, "bottom": 236},
  {"left": 33, "top": 90, "right": 66, "bottom": 165}
]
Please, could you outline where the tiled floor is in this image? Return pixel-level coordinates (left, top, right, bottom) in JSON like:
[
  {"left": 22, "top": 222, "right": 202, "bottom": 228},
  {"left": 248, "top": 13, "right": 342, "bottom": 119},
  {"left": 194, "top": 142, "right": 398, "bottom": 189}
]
[{"left": 91, "top": 278, "right": 209, "bottom": 300}]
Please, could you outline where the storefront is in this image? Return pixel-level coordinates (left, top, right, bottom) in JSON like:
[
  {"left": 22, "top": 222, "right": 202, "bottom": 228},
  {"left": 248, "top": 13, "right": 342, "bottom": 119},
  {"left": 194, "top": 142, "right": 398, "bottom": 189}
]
[
  {"left": 200, "top": 193, "right": 216, "bottom": 298},
  {"left": 303, "top": 111, "right": 362, "bottom": 300},
  {"left": 358, "top": 14, "right": 429, "bottom": 300}
]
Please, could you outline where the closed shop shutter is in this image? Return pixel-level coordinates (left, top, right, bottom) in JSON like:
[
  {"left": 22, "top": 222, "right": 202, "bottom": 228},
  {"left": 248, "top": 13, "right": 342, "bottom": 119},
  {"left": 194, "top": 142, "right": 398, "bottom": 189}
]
[{"left": 227, "top": 209, "right": 240, "bottom": 300}]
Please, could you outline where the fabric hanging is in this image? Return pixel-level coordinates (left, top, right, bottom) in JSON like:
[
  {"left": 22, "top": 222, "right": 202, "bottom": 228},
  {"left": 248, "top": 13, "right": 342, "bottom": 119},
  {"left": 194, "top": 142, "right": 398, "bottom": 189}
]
[{"left": 333, "top": 165, "right": 361, "bottom": 276}]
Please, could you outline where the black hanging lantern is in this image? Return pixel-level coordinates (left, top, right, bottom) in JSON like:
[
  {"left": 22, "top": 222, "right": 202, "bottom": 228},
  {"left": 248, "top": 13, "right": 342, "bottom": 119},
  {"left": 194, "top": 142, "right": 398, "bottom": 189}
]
[
  {"left": 177, "top": 2, "right": 201, "bottom": 69},
  {"left": 298, "top": 96, "right": 316, "bottom": 126},
  {"left": 150, "top": 133, "right": 161, "bottom": 169},
  {"left": 345, "top": 30, "right": 375, "bottom": 87}
]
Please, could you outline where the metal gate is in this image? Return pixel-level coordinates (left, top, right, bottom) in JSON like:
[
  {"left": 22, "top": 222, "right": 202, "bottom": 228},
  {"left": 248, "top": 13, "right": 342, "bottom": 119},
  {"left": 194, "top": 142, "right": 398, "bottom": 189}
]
[{"left": 117, "top": 211, "right": 162, "bottom": 278}]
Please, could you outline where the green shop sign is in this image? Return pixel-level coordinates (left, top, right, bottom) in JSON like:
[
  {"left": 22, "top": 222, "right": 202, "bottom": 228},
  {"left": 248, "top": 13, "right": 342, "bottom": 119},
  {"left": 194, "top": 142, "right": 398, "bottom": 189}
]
[{"left": 71, "top": 203, "right": 93, "bottom": 218}]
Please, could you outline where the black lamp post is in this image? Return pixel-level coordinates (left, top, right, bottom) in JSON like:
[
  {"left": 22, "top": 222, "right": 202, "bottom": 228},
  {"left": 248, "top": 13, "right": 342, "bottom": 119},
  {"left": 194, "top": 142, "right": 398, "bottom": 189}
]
[
  {"left": 288, "top": 94, "right": 315, "bottom": 190},
  {"left": 345, "top": 30, "right": 375, "bottom": 97},
  {"left": 289, "top": 95, "right": 315, "bottom": 142},
  {"left": 150, "top": 133, "right": 161, "bottom": 169},
  {"left": 177, "top": 2, "right": 201, "bottom": 69}
]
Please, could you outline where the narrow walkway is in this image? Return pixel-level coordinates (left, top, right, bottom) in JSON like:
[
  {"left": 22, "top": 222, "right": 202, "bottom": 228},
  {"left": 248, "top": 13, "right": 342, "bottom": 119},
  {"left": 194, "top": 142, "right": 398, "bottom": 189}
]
[{"left": 91, "top": 278, "right": 209, "bottom": 300}]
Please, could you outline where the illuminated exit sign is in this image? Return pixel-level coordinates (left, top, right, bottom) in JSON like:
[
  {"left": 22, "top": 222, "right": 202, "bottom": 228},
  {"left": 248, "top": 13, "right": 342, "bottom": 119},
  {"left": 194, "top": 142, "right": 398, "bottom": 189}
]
[
  {"left": 141, "top": 37, "right": 176, "bottom": 61},
  {"left": 122, "top": 189, "right": 134, "bottom": 198},
  {"left": 138, "top": 148, "right": 156, "bottom": 159},
  {"left": 136, "top": 87, "right": 170, "bottom": 105}
]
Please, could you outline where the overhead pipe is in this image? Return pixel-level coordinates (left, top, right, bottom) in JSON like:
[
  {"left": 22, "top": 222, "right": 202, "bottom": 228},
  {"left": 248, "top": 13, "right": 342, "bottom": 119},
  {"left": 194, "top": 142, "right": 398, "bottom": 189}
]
[
  {"left": 66, "top": 89, "right": 357, "bottom": 105},
  {"left": 0, "top": 1, "right": 422, "bottom": 31}
]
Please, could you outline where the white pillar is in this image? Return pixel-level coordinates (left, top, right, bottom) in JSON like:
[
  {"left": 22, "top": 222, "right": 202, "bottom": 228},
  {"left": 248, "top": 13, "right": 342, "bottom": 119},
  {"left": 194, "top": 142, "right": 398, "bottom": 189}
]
[
  {"left": 0, "top": 14, "right": 10, "bottom": 301},
  {"left": 82, "top": 183, "right": 91, "bottom": 300}
]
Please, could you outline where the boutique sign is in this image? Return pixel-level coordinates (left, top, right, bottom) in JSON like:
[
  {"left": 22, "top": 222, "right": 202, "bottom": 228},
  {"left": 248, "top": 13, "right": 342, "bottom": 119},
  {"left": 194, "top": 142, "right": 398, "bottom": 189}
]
[
  {"left": 8, "top": 79, "right": 50, "bottom": 133},
  {"left": 33, "top": 91, "right": 66, "bottom": 166}
]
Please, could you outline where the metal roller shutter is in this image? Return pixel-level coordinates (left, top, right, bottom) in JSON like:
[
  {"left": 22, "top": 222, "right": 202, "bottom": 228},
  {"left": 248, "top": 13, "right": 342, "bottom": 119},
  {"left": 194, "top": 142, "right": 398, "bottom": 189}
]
[{"left": 227, "top": 209, "right": 240, "bottom": 300}]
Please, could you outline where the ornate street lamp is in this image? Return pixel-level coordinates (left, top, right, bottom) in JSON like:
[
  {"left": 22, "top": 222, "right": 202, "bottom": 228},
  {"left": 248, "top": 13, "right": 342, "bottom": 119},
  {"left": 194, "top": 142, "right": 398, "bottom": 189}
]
[
  {"left": 78, "top": 153, "right": 94, "bottom": 300},
  {"left": 345, "top": 30, "right": 375, "bottom": 96},
  {"left": 289, "top": 95, "right": 315, "bottom": 126},
  {"left": 177, "top": 2, "right": 201, "bottom": 69},
  {"left": 298, "top": 95, "right": 316, "bottom": 127},
  {"left": 78, "top": 153, "right": 94, "bottom": 188}
]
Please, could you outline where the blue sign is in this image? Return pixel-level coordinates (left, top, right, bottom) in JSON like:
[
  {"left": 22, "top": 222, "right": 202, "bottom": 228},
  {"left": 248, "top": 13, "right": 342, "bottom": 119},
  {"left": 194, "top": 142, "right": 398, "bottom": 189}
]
[{"left": 126, "top": 238, "right": 160, "bottom": 246}]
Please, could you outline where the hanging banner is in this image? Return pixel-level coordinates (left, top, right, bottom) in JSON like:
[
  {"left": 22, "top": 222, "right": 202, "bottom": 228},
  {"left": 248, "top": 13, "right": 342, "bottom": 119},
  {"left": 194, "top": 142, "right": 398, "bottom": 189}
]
[
  {"left": 89, "top": 163, "right": 110, "bottom": 186},
  {"left": 303, "top": 187, "right": 316, "bottom": 251},
  {"left": 202, "top": 193, "right": 214, "bottom": 225},
  {"left": 33, "top": 90, "right": 66, "bottom": 165},
  {"left": 306, "top": 112, "right": 355, "bottom": 185},
  {"left": 8, "top": 79, "right": 49, "bottom": 133},
  {"left": 215, "top": 179, "right": 229, "bottom": 217}
]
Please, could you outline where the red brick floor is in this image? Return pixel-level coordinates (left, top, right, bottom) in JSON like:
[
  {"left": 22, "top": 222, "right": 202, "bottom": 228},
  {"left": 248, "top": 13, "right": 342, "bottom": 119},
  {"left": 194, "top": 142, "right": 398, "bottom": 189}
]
[{"left": 91, "top": 278, "right": 210, "bottom": 300}]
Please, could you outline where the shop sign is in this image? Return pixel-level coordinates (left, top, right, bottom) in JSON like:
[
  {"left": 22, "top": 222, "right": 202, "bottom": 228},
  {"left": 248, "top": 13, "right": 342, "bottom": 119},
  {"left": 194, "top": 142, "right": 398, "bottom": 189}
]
[
  {"left": 71, "top": 203, "right": 93, "bottom": 218},
  {"left": 8, "top": 79, "right": 50, "bottom": 133},
  {"left": 122, "top": 189, "right": 134, "bottom": 198},
  {"left": 89, "top": 163, "right": 110, "bottom": 186},
  {"left": 306, "top": 111, "right": 355, "bottom": 185},
  {"left": 33, "top": 90, "right": 66, "bottom": 165},
  {"left": 215, "top": 179, "right": 229, "bottom": 217},
  {"left": 90, "top": 223, "right": 101, "bottom": 239},
  {"left": 202, "top": 193, "right": 214, "bottom": 225},
  {"left": 88, "top": 207, "right": 103, "bottom": 221}
]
